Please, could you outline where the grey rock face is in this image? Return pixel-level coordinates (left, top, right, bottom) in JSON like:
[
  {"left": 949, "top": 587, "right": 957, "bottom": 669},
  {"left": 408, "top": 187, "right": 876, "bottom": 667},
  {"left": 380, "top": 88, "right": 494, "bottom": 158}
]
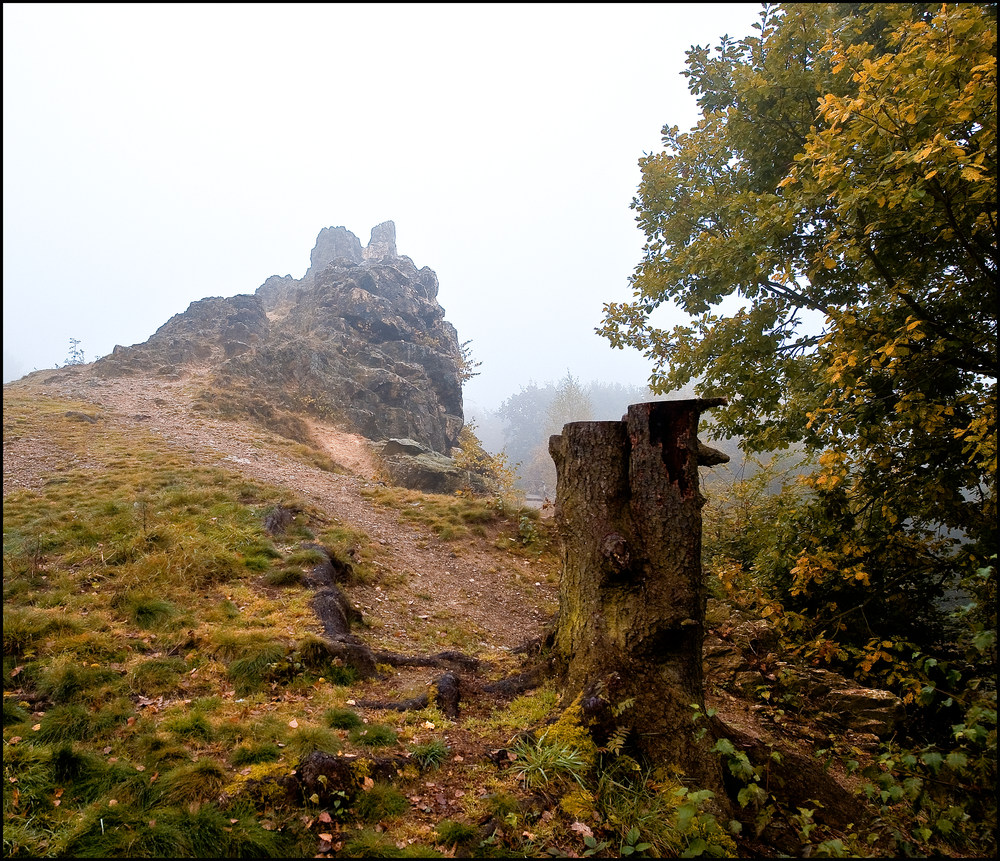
[
  {"left": 98, "top": 294, "right": 270, "bottom": 375},
  {"left": 95, "top": 222, "right": 466, "bottom": 455},
  {"left": 374, "top": 438, "right": 489, "bottom": 494},
  {"left": 306, "top": 226, "right": 364, "bottom": 279},
  {"left": 362, "top": 221, "right": 397, "bottom": 261}
]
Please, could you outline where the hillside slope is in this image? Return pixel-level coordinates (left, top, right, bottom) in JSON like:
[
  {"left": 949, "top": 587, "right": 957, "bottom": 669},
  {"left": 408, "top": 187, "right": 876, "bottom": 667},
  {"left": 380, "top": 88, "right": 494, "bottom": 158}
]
[{"left": 5, "top": 364, "right": 966, "bottom": 858}]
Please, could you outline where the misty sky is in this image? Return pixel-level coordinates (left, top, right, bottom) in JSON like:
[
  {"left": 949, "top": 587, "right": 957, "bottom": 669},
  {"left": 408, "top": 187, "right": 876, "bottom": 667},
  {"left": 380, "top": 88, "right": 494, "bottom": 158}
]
[{"left": 3, "top": 3, "right": 763, "bottom": 409}]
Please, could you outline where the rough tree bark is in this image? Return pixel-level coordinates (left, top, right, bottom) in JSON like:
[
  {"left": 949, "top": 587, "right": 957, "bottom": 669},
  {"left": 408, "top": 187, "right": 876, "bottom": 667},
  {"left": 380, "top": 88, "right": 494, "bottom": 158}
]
[{"left": 548, "top": 399, "right": 730, "bottom": 797}]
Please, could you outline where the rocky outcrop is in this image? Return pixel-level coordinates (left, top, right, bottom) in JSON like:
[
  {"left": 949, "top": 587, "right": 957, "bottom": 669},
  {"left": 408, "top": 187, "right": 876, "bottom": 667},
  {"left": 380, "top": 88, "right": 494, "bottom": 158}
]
[
  {"left": 95, "top": 223, "right": 466, "bottom": 457},
  {"left": 305, "top": 226, "right": 364, "bottom": 279},
  {"left": 362, "top": 221, "right": 397, "bottom": 261},
  {"left": 704, "top": 600, "right": 905, "bottom": 738},
  {"left": 375, "top": 438, "right": 489, "bottom": 495},
  {"left": 97, "top": 294, "right": 270, "bottom": 375}
]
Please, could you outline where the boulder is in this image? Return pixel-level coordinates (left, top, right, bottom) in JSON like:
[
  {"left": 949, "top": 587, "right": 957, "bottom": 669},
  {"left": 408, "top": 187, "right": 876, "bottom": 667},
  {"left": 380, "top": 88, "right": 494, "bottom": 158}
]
[
  {"left": 704, "top": 601, "right": 905, "bottom": 738},
  {"left": 375, "top": 438, "right": 489, "bottom": 494}
]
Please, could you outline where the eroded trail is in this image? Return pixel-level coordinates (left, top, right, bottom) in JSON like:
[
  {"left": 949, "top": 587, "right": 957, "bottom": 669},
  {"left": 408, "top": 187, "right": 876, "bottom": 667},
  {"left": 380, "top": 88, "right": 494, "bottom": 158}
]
[{"left": 4, "top": 366, "right": 557, "bottom": 657}]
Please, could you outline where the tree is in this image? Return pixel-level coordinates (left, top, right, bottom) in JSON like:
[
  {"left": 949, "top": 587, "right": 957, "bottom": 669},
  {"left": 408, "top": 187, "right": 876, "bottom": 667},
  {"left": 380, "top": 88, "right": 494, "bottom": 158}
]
[
  {"left": 530, "top": 372, "right": 594, "bottom": 496},
  {"left": 599, "top": 3, "right": 996, "bottom": 646},
  {"left": 63, "top": 338, "right": 86, "bottom": 366},
  {"left": 498, "top": 373, "right": 595, "bottom": 495},
  {"left": 457, "top": 339, "right": 482, "bottom": 384}
]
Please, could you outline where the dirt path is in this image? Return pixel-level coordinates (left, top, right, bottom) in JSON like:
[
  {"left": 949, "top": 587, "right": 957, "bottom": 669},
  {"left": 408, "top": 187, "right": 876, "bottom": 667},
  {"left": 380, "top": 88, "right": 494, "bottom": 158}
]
[{"left": 3, "top": 365, "right": 558, "bottom": 659}]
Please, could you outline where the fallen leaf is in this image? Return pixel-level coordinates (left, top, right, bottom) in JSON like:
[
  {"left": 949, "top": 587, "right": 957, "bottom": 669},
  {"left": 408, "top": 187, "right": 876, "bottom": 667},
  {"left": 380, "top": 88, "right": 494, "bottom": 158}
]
[
  {"left": 8, "top": 737, "right": 21, "bottom": 745},
  {"left": 318, "top": 811, "right": 333, "bottom": 824},
  {"left": 288, "top": 719, "right": 299, "bottom": 728},
  {"left": 32, "top": 724, "right": 41, "bottom": 732},
  {"left": 570, "top": 821, "right": 593, "bottom": 838}
]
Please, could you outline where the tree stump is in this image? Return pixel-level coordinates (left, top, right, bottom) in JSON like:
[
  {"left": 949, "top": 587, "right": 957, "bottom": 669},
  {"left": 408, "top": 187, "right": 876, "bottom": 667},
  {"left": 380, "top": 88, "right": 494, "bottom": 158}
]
[{"left": 548, "top": 399, "right": 729, "bottom": 795}]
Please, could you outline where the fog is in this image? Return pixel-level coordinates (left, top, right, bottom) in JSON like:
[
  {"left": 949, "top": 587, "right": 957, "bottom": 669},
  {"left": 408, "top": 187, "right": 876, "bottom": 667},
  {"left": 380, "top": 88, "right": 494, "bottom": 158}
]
[{"left": 3, "top": 3, "right": 763, "bottom": 409}]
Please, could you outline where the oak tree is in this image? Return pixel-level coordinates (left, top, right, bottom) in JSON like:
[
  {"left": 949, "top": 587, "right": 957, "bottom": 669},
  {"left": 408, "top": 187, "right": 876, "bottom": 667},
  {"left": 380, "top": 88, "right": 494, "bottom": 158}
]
[{"left": 599, "top": 3, "right": 996, "bottom": 643}]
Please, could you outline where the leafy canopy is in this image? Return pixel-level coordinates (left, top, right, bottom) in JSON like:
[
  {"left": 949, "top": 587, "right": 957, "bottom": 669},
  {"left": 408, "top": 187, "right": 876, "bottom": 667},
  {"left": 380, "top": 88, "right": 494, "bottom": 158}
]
[{"left": 600, "top": 3, "right": 996, "bottom": 634}]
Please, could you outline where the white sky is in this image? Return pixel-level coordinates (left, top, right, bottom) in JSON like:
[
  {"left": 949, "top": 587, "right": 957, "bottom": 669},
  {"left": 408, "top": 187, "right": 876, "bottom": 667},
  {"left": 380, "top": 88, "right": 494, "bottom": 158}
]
[{"left": 3, "top": 2, "right": 763, "bottom": 409}]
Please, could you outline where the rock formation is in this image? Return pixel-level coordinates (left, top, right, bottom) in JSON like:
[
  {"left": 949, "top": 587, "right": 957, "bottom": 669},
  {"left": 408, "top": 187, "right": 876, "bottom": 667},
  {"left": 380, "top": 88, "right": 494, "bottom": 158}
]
[{"left": 96, "top": 223, "right": 467, "bottom": 458}]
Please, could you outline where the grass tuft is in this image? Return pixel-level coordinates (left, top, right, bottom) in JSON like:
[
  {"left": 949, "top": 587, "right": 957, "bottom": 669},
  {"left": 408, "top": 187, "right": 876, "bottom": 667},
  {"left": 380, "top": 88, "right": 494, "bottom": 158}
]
[
  {"left": 435, "top": 819, "right": 478, "bottom": 847},
  {"left": 349, "top": 723, "right": 398, "bottom": 748},
  {"left": 409, "top": 738, "right": 450, "bottom": 769},
  {"left": 324, "top": 707, "right": 364, "bottom": 730},
  {"left": 353, "top": 782, "right": 410, "bottom": 823}
]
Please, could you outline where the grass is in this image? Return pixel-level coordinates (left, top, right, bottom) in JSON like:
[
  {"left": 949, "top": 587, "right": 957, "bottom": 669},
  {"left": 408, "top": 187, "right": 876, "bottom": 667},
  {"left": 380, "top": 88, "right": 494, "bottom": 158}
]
[
  {"left": 3, "top": 388, "right": 474, "bottom": 858},
  {"left": 361, "top": 485, "right": 555, "bottom": 556},
  {"left": 352, "top": 782, "right": 409, "bottom": 823},
  {"left": 409, "top": 738, "right": 450, "bottom": 769},
  {"left": 435, "top": 819, "right": 478, "bottom": 847},
  {"left": 324, "top": 707, "right": 364, "bottom": 730},
  {"left": 349, "top": 723, "right": 398, "bottom": 748},
  {"left": 2, "top": 384, "right": 714, "bottom": 861}
]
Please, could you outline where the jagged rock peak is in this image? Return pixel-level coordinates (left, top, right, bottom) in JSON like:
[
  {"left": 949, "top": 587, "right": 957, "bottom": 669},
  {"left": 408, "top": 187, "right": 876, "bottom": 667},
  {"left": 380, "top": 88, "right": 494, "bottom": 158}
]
[
  {"left": 363, "top": 221, "right": 397, "bottom": 261},
  {"left": 305, "top": 221, "right": 398, "bottom": 280}
]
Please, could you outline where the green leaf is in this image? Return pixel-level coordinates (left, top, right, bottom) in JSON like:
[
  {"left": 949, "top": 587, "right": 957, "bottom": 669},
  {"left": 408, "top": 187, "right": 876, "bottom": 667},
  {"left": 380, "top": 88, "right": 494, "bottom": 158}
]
[
  {"left": 919, "top": 751, "right": 943, "bottom": 772},
  {"left": 944, "top": 751, "right": 968, "bottom": 771}
]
